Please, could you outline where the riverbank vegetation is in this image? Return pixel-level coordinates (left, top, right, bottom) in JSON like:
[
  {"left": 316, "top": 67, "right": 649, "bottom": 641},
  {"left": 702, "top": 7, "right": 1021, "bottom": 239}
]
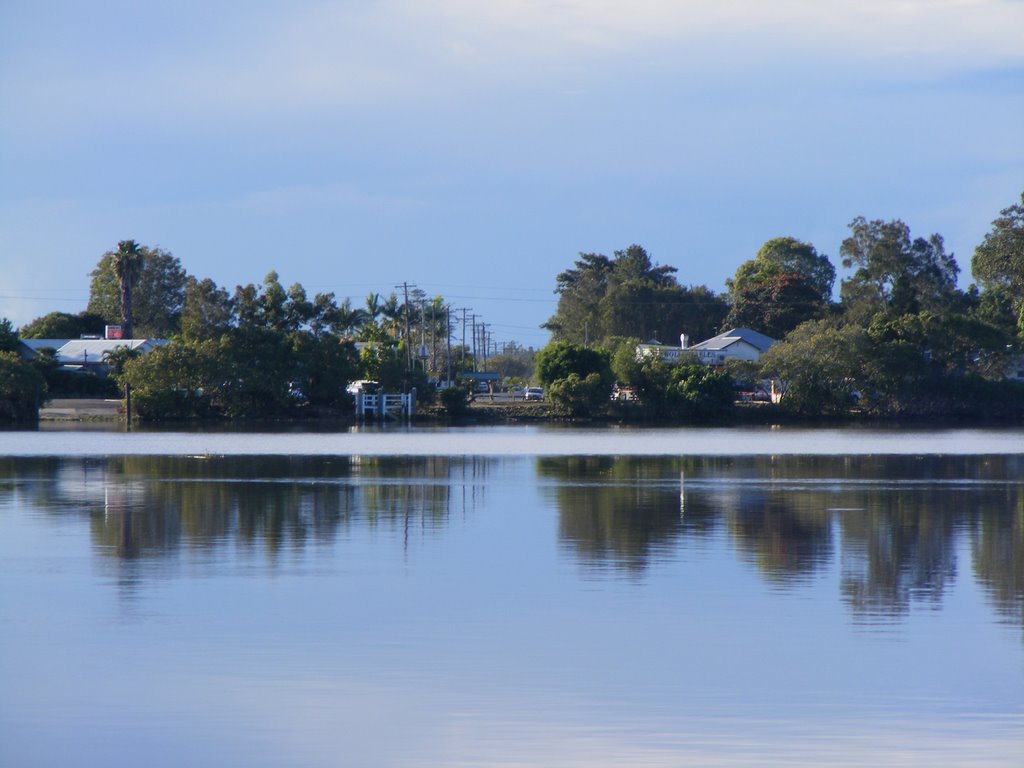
[
  {"left": 539, "top": 192, "right": 1024, "bottom": 420},
  {"left": 4, "top": 190, "right": 1023, "bottom": 423}
]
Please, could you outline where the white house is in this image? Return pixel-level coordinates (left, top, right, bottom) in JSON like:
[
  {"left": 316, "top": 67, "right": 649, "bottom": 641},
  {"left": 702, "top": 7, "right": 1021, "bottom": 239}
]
[
  {"left": 688, "top": 328, "right": 775, "bottom": 366},
  {"left": 18, "top": 338, "right": 168, "bottom": 374},
  {"left": 636, "top": 328, "right": 775, "bottom": 367},
  {"left": 636, "top": 336, "right": 691, "bottom": 363}
]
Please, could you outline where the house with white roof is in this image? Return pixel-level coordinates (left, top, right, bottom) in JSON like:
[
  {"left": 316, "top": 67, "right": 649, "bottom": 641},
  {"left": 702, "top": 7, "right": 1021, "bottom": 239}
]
[
  {"left": 18, "top": 337, "right": 168, "bottom": 374},
  {"left": 687, "top": 328, "right": 775, "bottom": 366},
  {"left": 636, "top": 328, "right": 775, "bottom": 367},
  {"left": 636, "top": 335, "right": 694, "bottom": 363}
]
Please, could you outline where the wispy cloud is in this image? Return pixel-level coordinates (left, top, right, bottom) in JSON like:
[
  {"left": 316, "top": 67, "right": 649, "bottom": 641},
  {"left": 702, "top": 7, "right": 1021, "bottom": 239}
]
[{"left": 4, "top": 0, "right": 1022, "bottom": 134}]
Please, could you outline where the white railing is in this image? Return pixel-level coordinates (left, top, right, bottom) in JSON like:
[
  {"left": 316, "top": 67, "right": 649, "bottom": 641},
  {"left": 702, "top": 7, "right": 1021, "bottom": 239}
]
[{"left": 355, "top": 391, "right": 416, "bottom": 421}]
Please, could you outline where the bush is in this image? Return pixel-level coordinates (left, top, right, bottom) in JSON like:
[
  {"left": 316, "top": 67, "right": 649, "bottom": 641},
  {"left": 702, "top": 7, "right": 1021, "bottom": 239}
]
[
  {"left": 547, "top": 372, "right": 609, "bottom": 417},
  {"left": 439, "top": 384, "right": 470, "bottom": 418},
  {"left": 0, "top": 351, "right": 46, "bottom": 421}
]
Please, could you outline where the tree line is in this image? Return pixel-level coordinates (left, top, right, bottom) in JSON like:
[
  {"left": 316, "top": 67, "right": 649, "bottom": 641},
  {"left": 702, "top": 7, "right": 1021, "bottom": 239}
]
[
  {"left": 6, "top": 247, "right": 499, "bottom": 420},
  {"left": 538, "top": 191, "right": 1024, "bottom": 419},
  {"left": 3, "top": 190, "right": 1023, "bottom": 421}
]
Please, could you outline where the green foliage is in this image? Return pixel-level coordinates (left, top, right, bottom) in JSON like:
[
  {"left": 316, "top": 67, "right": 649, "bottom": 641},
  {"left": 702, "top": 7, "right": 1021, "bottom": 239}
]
[
  {"left": 972, "top": 190, "right": 1024, "bottom": 336},
  {"left": 859, "top": 311, "right": 1013, "bottom": 412},
  {"left": 840, "top": 217, "right": 959, "bottom": 319},
  {"left": 667, "top": 363, "right": 736, "bottom": 417},
  {"left": 726, "top": 238, "right": 835, "bottom": 337},
  {"left": 624, "top": 358, "right": 734, "bottom": 419},
  {"left": 749, "top": 237, "right": 835, "bottom": 302},
  {"left": 535, "top": 341, "right": 613, "bottom": 416},
  {"left": 439, "top": 384, "right": 471, "bottom": 417},
  {"left": 17, "top": 311, "right": 106, "bottom": 340},
  {"left": 759, "top": 319, "right": 865, "bottom": 415},
  {"left": 88, "top": 244, "right": 187, "bottom": 337},
  {"left": 180, "top": 277, "right": 234, "bottom": 341},
  {"left": 545, "top": 245, "right": 727, "bottom": 347},
  {"left": 535, "top": 342, "right": 612, "bottom": 387},
  {"left": 291, "top": 334, "right": 358, "bottom": 408},
  {"left": 761, "top": 307, "right": 1015, "bottom": 417},
  {"left": 547, "top": 372, "right": 609, "bottom": 417},
  {"left": 359, "top": 344, "right": 405, "bottom": 390},
  {"left": 0, "top": 351, "right": 46, "bottom": 421},
  {"left": 726, "top": 272, "right": 828, "bottom": 339},
  {"left": 121, "top": 342, "right": 217, "bottom": 420},
  {"left": 0, "top": 318, "right": 17, "bottom": 352},
  {"left": 611, "top": 338, "right": 643, "bottom": 386}
]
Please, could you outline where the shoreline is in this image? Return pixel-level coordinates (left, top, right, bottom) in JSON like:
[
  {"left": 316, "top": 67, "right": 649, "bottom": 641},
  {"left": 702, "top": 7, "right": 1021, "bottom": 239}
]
[{"left": 29, "top": 396, "right": 1024, "bottom": 429}]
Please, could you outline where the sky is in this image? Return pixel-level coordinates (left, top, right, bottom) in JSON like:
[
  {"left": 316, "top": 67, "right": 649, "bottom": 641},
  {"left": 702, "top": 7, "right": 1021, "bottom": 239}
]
[{"left": 2, "top": 0, "right": 1023, "bottom": 348}]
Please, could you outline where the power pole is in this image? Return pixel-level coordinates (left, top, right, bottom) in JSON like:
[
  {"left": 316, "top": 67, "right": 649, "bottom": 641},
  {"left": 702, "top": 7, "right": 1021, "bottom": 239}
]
[
  {"left": 445, "top": 305, "right": 452, "bottom": 387},
  {"left": 471, "top": 314, "right": 478, "bottom": 372},
  {"left": 397, "top": 282, "right": 413, "bottom": 373},
  {"left": 454, "top": 307, "right": 470, "bottom": 375}
]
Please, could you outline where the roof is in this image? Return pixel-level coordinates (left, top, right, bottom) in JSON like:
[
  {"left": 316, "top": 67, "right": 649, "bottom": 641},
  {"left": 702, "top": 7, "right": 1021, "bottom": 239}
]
[
  {"left": 54, "top": 339, "right": 167, "bottom": 363},
  {"left": 690, "top": 327, "right": 775, "bottom": 353},
  {"left": 18, "top": 339, "right": 68, "bottom": 352}
]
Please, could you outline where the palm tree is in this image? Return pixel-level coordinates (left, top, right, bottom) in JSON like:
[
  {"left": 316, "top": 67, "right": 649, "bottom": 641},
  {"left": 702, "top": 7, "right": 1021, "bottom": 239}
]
[
  {"left": 381, "top": 294, "right": 402, "bottom": 341},
  {"left": 334, "top": 298, "right": 368, "bottom": 339},
  {"left": 112, "top": 240, "right": 144, "bottom": 339}
]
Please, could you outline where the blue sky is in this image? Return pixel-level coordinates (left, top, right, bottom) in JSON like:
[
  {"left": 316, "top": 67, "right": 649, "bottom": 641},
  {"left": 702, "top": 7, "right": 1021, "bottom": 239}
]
[{"left": 2, "top": 0, "right": 1022, "bottom": 347}]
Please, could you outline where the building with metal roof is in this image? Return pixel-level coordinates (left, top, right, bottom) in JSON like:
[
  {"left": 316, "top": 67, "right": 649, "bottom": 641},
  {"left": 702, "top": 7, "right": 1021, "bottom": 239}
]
[{"left": 687, "top": 328, "right": 775, "bottom": 365}]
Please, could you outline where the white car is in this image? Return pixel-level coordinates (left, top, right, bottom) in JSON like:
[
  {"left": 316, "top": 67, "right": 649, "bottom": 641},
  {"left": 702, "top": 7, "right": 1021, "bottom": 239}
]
[
  {"left": 524, "top": 387, "right": 544, "bottom": 401},
  {"left": 346, "top": 380, "right": 379, "bottom": 395}
]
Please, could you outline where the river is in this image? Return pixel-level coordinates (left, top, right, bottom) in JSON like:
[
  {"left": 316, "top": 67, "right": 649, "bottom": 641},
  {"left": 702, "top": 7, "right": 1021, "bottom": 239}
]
[{"left": 1, "top": 426, "right": 1022, "bottom": 766}]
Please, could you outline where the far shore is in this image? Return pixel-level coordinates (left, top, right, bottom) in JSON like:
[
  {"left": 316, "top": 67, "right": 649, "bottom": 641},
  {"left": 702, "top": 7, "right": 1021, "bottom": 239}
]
[{"left": 30, "top": 396, "right": 1024, "bottom": 429}]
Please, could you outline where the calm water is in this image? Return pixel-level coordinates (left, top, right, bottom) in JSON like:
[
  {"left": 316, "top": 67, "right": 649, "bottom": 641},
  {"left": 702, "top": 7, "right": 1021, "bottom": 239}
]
[{"left": 1, "top": 427, "right": 1023, "bottom": 767}]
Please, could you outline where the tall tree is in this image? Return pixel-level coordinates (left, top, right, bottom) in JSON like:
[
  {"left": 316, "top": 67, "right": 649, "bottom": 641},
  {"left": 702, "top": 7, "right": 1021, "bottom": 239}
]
[
  {"left": 729, "top": 237, "right": 835, "bottom": 304},
  {"left": 972, "top": 190, "right": 1024, "bottom": 335},
  {"left": 88, "top": 244, "right": 187, "bottom": 337},
  {"left": 839, "top": 217, "right": 959, "bottom": 319},
  {"left": 725, "top": 237, "right": 835, "bottom": 337},
  {"left": 180, "top": 277, "right": 234, "bottom": 341},
  {"left": 546, "top": 245, "right": 726, "bottom": 347},
  {"left": 0, "top": 318, "right": 17, "bottom": 352},
  {"left": 725, "top": 273, "right": 826, "bottom": 339},
  {"left": 112, "top": 240, "right": 144, "bottom": 339}
]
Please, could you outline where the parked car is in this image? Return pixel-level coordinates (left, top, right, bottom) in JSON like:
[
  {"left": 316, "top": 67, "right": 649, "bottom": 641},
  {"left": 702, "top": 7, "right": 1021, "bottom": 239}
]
[
  {"left": 346, "top": 380, "right": 380, "bottom": 395},
  {"left": 524, "top": 387, "right": 544, "bottom": 401}
]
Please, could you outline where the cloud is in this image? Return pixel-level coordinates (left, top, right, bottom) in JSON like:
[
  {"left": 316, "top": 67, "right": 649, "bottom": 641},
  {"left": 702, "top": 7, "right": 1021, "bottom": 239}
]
[{"left": 4, "top": 0, "right": 1023, "bottom": 136}]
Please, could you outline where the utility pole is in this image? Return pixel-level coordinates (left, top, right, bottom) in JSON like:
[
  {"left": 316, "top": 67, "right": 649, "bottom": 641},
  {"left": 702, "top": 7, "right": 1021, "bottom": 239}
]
[
  {"left": 455, "top": 307, "right": 470, "bottom": 375},
  {"left": 397, "top": 282, "right": 413, "bottom": 373},
  {"left": 471, "top": 314, "right": 478, "bottom": 372},
  {"left": 445, "top": 305, "right": 452, "bottom": 387},
  {"left": 430, "top": 301, "right": 436, "bottom": 377}
]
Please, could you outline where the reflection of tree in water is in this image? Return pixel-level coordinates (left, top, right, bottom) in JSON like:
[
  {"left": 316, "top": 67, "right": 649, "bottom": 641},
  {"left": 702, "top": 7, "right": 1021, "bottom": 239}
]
[
  {"left": 4, "top": 452, "right": 1024, "bottom": 629},
  {"left": 1, "top": 455, "right": 493, "bottom": 568},
  {"left": 838, "top": 492, "right": 958, "bottom": 621},
  {"left": 834, "top": 456, "right": 1024, "bottom": 623},
  {"left": 971, "top": 486, "right": 1024, "bottom": 631},
  {"left": 538, "top": 456, "right": 718, "bottom": 574},
  {"left": 726, "top": 496, "right": 832, "bottom": 585}
]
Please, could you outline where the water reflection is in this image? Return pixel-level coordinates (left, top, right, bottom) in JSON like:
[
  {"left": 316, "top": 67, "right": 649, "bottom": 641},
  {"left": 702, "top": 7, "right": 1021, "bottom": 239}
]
[
  {"left": 537, "top": 455, "right": 1024, "bottom": 626},
  {"left": 537, "top": 456, "right": 703, "bottom": 573},
  {"left": 2, "top": 454, "right": 1024, "bottom": 629},
  {"left": 0, "top": 455, "right": 494, "bottom": 566}
]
